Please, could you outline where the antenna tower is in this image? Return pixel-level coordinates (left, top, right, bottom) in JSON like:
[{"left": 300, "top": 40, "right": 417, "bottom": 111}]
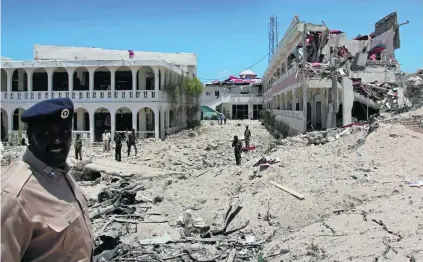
[{"left": 268, "top": 15, "right": 279, "bottom": 63}]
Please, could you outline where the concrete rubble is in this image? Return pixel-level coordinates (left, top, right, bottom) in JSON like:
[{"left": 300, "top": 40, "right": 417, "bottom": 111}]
[{"left": 2, "top": 112, "right": 423, "bottom": 261}]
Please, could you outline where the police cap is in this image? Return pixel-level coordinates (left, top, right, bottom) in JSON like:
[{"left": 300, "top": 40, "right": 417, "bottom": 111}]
[{"left": 21, "top": 98, "right": 74, "bottom": 124}]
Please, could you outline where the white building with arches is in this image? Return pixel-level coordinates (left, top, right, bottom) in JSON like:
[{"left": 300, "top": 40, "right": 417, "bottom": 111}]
[{"left": 1, "top": 45, "right": 197, "bottom": 143}]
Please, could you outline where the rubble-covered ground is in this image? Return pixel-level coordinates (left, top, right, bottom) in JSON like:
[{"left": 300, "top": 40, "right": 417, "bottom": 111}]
[
  {"left": 70, "top": 112, "right": 423, "bottom": 262},
  {"left": 2, "top": 113, "right": 422, "bottom": 261}
]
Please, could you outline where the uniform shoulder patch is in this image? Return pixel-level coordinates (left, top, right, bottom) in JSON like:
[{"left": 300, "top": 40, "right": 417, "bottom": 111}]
[{"left": 1, "top": 160, "right": 33, "bottom": 197}]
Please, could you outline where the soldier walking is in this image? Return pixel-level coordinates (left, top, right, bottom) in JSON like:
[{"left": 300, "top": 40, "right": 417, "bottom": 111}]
[
  {"left": 232, "top": 135, "right": 242, "bottom": 165},
  {"left": 114, "top": 132, "right": 123, "bottom": 161},
  {"left": 74, "top": 133, "right": 83, "bottom": 160},
  {"left": 244, "top": 125, "right": 251, "bottom": 149},
  {"left": 127, "top": 128, "right": 138, "bottom": 156}
]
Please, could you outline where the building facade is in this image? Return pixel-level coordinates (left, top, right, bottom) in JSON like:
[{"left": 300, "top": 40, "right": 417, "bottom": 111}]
[
  {"left": 201, "top": 70, "right": 263, "bottom": 120},
  {"left": 1, "top": 45, "right": 198, "bottom": 143},
  {"left": 261, "top": 13, "right": 402, "bottom": 135}
]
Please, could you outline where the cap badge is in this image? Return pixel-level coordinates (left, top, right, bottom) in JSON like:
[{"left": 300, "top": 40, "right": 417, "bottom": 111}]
[
  {"left": 48, "top": 170, "right": 57, "bottom": 178},
  {"left": 61, "top": 109, "right": 70, "bottom": 119}
]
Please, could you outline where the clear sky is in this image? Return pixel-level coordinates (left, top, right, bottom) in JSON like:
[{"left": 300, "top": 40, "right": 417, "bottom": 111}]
[{"left": 2, "top": 0, "right": 422, "bottom": 81}]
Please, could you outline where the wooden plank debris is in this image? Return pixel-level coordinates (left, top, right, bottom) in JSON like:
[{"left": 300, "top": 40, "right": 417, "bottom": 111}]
[{"left": 269, "top": 181, "right": 305, "bottom": 200}]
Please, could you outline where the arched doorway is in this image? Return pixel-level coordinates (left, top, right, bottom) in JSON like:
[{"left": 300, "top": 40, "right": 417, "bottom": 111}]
[
  {"left": 137, "top": 107, "right": 155, "bottom": 138},
  {"left": 138, "top": 66, "right": 155, "bottom": 90},
  {"left": 94, "top": 67, "right": 111, "bottom": 91},
  {"left": 11, "top": 69, "right": 28, "bottom": 91},
  {"left": 74, "top": 108, "right": 90, "bottom": 131},
  {"left": 73, "top": 67, "right": 89, "bottom": 90},
  {"left": 32, "top": 68, "right": 48, "bottom": 91},
  {"left": 53, "top": 67, "right": 69, "bottom": 91},
  {"left": 115, "top": 107, "right": 132, "bottom": 131},
  {"left": 115, "top": 66, "right": 133, "bottom": 91},
  {"left": 12, "top": 108, "right": 25, "bottom": 131},
  {"left": 74, "top": 108, "right": 90, "bottom": 141},
  {"left": 94, "top": 107, "right": 111, "bottom": 141}
]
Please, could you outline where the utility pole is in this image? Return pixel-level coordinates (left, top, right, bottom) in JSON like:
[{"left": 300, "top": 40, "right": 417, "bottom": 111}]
[{"left": 331, "top": 56, "right": 338, "bottom": 128}]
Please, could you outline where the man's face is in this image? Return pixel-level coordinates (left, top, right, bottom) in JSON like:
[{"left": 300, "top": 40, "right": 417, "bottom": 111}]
[{"left": 28, "top": 121, "right": 72, "bottom": 167}]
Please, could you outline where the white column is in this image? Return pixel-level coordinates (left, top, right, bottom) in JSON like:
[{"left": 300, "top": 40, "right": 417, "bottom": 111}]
[
  {"left": 132, "top": 112, "right": 137, "bottom": 133},
  {"left": 26, "top": 69, "right": 34, "bottom": 92},
  {"left": 68, "top": 69, "right": 75, "bottom": 91},
  {"left": 89, "top": 111, "right": 95, "bottom": 143},
  {"left": 89, "top": 69, "right": 95, "bottom": 99},
  {"left": 110, "top": 68, "right": 116, "bottom": 92},
  {"left": 154, "top": 67, "right": 159, "bottom": 91},
  {"left": 6, "top": 70, "right": 12, "bottom": 92},
  {"left": 47, "top": 69, "right": 53, "bottom": 97},
  {"left": 131, "top": 68, "right": 138, "bottom": 91},
  {"left": 154, "top": 109, "right": 159, "bottom": 139},
  {"left": 160, "top": 110, "right": 165, "bottom": 139},
  {"left": 342, "top": 77, "right": 354, "bottom": 126},
  {"left": 160, "top": 69, "right": 165, "bottom": 91}
]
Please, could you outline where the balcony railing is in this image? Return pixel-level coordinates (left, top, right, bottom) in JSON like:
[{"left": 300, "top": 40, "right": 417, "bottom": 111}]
[
  {"left": 220, "top": 94, "right": 263, "bottom": 104},
  {"left": 1, "top": 90, "right": 167, "bottom": 103}
]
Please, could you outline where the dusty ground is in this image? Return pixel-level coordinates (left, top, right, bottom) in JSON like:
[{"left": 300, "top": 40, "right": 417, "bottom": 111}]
[{"left": 73, "top": 113, "right": 423, "bottom": 261}]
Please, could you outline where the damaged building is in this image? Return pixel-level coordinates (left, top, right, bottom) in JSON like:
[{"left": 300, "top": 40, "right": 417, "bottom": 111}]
[
  {"left": 201, "top": 70, "right": 263, "bottom": 120},
  {"left": 261, "top": 12, "right": 412, "bottom": 135}
]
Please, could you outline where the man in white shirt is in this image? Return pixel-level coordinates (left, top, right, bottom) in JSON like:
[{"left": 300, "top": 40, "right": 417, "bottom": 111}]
[
  {"left": 106, "top": 129, "right": 111, "bottom": 152},
  {"left": 102, "top": 130, "right": 107, "bottom": 152}
]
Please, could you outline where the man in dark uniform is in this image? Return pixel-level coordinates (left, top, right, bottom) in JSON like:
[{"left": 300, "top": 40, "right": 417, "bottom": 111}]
[
  {"left": 232, "top": 135, "right": 242, "bottom": 165},
  {"left": 244, "top": 125, "right": 251, "bottom": 149},
  {"left": 1, "top": 98, "right": 93, "bottom": 261},
  {"left": 114, "top": 132, "right": 123, "bottom": 161},
  {"left": 74, "top": 133, "right": 83, "bottom": 160},
  {"left": 127, "top": 128, "right": 138, "bottom": 156}
]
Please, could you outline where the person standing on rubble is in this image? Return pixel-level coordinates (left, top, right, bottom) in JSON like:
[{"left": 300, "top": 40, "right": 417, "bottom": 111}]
[
  {"left": 102, "top": 129, "right": 108, "bottom": 152},
  {"left": 106, "top": 129, "right": 111, "bottom": 152},
  {"left": 244, "top": 125, "right": 251, "bottom": 149},
  {"left": 74, "top": 133, "right": 83, "bottom": 160},
  {"left": 232, "top": 135, "right": 243, "bottom": 165},
  {"left": 1, "top": 98, "right": 93, "bottom": 261},
  {"left": 114, "top": 132, "right": 123, "bottom": 161},
  {"left": 127, "top": 128, "right": 138, "bottom": 156}
]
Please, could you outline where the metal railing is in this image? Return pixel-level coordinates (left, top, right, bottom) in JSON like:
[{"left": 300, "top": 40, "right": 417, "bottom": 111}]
[{"left": 1, "top": 90, "right": 166, "bottom": 103}]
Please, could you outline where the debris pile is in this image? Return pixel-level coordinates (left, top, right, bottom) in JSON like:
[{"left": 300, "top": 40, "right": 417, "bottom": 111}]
[
  {"left": 404, "top": 75, "right": 423, "bottom": 110},
  {"left": 303, "top": 62, "right": 333, "bottom": 80},
  {"left": 300, "top": 123, "right": 371, "bottom": 145},
  {"left": 88, "top": 175, "right": 267, "bottom": 261},
  {"left": 1, "top": 146, "right": 26, "bottom": 167}
]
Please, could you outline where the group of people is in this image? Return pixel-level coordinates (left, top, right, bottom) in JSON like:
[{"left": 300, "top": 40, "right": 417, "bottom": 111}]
[
  {"left": 232, "top": 125, "right": 252, "bottom": 165},
  {"left": 73, "top": 128, "right": 139, "bottom": 162},
  {"left": 113, "top": 128, "right": 138, "bottom": 161},
  {"left": 218, "top": 113, "right": 227, "bottom": 124}
]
